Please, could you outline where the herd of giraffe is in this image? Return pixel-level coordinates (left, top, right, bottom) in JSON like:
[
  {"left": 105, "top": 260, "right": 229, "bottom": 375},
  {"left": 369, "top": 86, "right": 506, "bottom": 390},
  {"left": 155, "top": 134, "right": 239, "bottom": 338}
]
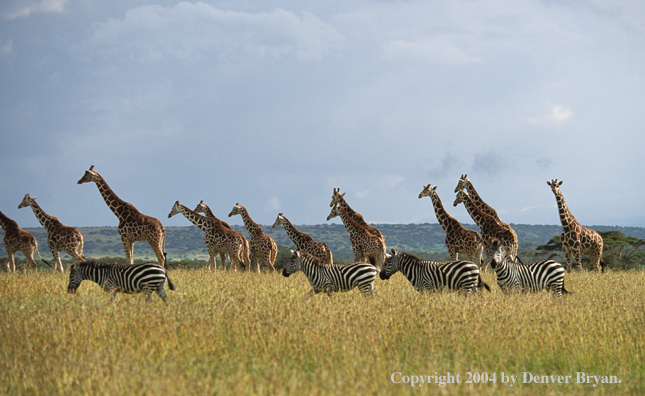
[{"left": 0, "top": 166, "right": 604, "bottom": 274}]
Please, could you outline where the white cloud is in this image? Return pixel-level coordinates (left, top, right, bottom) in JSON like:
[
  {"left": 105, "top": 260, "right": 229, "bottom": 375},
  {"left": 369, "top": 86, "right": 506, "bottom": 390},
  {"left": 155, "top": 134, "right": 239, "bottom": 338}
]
[
  {"left": 0, "top": 39, "right": 13, "bottom": 56},
  {"left": 88, "top": 3, "right": 344, "bottom": 62},
  {"left": 550, "top": 105, "right": 573, "bottom": 121},
  {"left": 266, "top": 196, "right": 281, "bottom": 212},
  {"left": 382, "top": 36, "right": 481, "bottom": 64},
  {"left": 2, "top": 0, "right": 68, "bottom": 20}
]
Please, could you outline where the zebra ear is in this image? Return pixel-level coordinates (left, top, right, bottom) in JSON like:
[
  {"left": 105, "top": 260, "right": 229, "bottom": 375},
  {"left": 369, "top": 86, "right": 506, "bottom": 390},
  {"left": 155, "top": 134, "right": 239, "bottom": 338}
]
[{"left": 390, "top": 248, "right": 396, "bottom": 255}]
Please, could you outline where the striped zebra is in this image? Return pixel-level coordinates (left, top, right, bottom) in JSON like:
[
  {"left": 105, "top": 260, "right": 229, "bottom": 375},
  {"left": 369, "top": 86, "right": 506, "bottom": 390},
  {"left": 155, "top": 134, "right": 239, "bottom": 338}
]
[
  {"left": 489, "top": 238, "right": 570, "bottom": 296},
  {"left": 67, "top": 260, "right": 176, "bottom": 302},
  {"left": 380, "top": 249, "right": 490, "bottom": 294},
  {"left": 283, "top": 250, "right": 378, "bottom": 297}
]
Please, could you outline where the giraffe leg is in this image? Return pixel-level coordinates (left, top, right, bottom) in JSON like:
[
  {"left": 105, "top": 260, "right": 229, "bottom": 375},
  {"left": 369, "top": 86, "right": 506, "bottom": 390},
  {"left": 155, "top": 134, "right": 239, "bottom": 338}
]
[
  {"left": 150, "top": 240, "right": 166, "bottom": 267},
  {"left": 122, "top": 239, "right": 134, "bottom": 265},
  {"left": 25, "top": 251, "right": 38, "bottom": 271},
  {"left": 51, "top": 250, "right": 63, "bottom": 273},
  {"left": 5, "top": 254, "right": 16, "bottom": 272},
  {"left": 447, "top": 245, "right": 458, "bottom": 261}
]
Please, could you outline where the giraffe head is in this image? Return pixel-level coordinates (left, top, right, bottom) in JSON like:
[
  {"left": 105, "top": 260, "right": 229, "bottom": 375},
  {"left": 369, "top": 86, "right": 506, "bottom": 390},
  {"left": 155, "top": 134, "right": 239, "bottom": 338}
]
[
  {"left": 547, "top": 179, "right": 564, "bottom": 196},
  {"left": 330, "top": 188, "right": 346, "bottom": 207},
  {"left": 167, "top": 201, "right": 183, "bottom": 218},
  {"left": 452, "top": 189, "right": 468, "bottom": 207},
  {"left": 77, "top": 165, "right": 100, "bottom": 185},
  {"left": 18, "top": 194, "right": 36, "bottom": 209},
  {"left": 272, "top": 213, "right": 287, "bottom": 228},
  {"left": 418, "top": 184, "right": 438, "bottom": 199},
  {"left": 193, "top": 200, "right": 208, "bottom": 215},
  {"left": 228, "top": 202, "right": 244, "bottom": 218},
  {"left": 326, "top": 205, "right": 342, "bottom": 221},
  {"left": 454, "top": 174, "right": 469, "bottom": 193}
]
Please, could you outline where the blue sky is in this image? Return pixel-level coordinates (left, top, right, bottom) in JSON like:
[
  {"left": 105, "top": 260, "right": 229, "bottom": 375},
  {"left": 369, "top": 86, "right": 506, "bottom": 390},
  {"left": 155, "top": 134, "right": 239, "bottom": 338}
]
[{"left": 1, "top": 0, "right": 644, "bottom": 230}]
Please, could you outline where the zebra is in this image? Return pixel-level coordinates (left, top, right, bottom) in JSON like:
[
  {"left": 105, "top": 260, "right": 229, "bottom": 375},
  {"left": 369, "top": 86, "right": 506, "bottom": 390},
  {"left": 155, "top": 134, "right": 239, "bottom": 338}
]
[
  {"left": 282, "top": 250, "right": 378, "bottom": 297},
  {"left": 67, "top": 260, "right": 176, "bottom": 302},
  {"left": 380, "top": 249, "right": 490, "bottom": 294},
  {"left": 488, "top": 238, "right": 570, "bottom": 296}
]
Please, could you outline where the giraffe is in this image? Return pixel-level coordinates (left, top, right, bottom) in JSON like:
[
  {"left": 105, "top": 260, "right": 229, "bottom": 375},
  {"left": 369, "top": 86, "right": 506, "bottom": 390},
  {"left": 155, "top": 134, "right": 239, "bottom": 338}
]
[
  {"left": 168, "top": 201, "right": 249, "bottom": 271},
  {"left": 193, "top": 200, "right": 234, "bottom": 270},
  {"left": 547, "top": 179, "right": 604, "bottom": 272},
  {"left": 192, "top": 200, "right": 250, "bottom": 271},
  {"left": 17, "top": 194, "right": 84, "bottom": 272},
  {"left": 418, "top": 184, "right": 483, "bottom": 265},
  {"left": 453, "top": 190, "right": 518, "bottom": 270},
  {"left": 77, "top": 165, "right": 166, "bottom": 266},
  {"left": 228, "top": 203, "right": 278, "bottom": 273},
  {"left": 330, "top": 188, "right": 385, "bottom": 244},
  {"left": 0, "top": 210, "right": 49, "bottom": 272},
  {"left": 272, "top": 213, "right": 333, "bottom": 265},
  {"left": 454, "top": 174, "right": 519, "bottom": 259},
  {"left": 327, "top": 205, "right": 386, "bottom": 270}
]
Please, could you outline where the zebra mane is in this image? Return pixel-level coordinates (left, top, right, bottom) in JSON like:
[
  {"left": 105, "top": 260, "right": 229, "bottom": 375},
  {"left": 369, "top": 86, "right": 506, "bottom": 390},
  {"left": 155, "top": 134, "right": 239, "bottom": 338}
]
[
  {"left": 397, "top": 251, "right": 421, "bottom": 263},
  {"left": 297, "top": 250, "right": 329, "bottom": 267},
  {"left": 74, "top": 260, "right": 128, "bottom": 270}
]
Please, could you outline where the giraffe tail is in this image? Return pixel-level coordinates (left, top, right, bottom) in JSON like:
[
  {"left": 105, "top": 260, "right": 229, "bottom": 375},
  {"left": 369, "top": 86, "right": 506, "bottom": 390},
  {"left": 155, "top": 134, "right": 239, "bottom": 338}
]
[{"left": 35, "top": 246, "right": 52, "bottom": 269}]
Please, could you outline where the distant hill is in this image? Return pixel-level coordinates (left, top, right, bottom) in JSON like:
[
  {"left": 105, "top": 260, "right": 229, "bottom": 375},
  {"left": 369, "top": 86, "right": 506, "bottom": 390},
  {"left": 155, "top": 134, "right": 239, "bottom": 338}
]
[{"left": 2, "top": 223, "right": 645, "bottom": 264}]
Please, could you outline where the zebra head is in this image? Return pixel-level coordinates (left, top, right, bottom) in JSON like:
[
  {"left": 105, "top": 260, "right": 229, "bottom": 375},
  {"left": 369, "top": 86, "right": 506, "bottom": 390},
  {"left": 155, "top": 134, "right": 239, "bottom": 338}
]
[
  {"left": 282, "top": 250, "right": 302, "bottom": 277},
  {"left": 488, "top": 238, "right": 507, "bottom": 269},
  {"left": 379, "top": 248, "right": 399, "bottom": 280},
  {"left": 67, "top": 263, "right": 84, "bottom": 294}
]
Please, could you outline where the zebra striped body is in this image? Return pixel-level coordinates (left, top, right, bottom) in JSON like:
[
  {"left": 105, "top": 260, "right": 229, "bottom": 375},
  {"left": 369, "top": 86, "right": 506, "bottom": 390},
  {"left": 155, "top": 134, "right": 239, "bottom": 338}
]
[
  {"left": 283, "top": 250, "right": 377, "bottom": 296},
  {"left": 380, "top": 249, "right": 490, "bottom": 293},
  {"left": 489, "top": 238, "right": 569, "bottom": 296},
  {"left": 68, "top": 261, "right": 175, "bottom": 302}
]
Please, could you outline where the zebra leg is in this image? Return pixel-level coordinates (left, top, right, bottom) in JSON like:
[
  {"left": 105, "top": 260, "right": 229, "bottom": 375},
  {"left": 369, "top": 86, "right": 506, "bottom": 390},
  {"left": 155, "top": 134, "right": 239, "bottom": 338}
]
[{"left": 155, "top": 283, "right": 168, "bottom": 303}]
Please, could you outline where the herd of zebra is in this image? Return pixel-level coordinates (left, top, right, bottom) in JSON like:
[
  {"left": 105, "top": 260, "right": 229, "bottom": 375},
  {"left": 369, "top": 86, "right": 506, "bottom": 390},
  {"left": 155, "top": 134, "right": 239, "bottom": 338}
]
[{"left": 3, "top": 167, "right": 582, "bottom": 302}]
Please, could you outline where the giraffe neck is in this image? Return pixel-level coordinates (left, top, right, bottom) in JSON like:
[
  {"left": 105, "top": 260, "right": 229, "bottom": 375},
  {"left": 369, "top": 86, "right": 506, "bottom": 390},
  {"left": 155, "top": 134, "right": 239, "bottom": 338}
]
[
  {"left": 177, "top": 204, "right": 213, "bottom": 232},
  {"left": 554, "top": 191, "right": 579, "bottom": 230},
  {"left": 27, "top": 201, "right": 60, "bottom": 232},
  {"left": 338, "top": 207, "right": 363, "bottom": 236},
  {"left": 0, "top": 211, "right": 18, "bottom": 233},
  {"left": 461, "top": 194, "right": 492, "bottom": 231},
  {"left": 280, "top": 218, "right": 310, "bottom": 247},
  {"left": 465, "top": 180, "right": 499, "bottom": 220},
  {"left": 429, "top": 194, "right": 458, "bottom": 233},
  {"left": 238, "top": 208, "right": 264, "bottom": 236},
  {"left": 93, "top": 174, "right": 138, "bottom": 221}
]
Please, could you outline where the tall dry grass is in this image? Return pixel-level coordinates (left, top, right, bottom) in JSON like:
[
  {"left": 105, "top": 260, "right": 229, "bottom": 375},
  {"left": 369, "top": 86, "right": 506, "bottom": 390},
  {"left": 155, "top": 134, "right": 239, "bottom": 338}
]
[{"left": 1, "top": 268, "right": 643, "bottom": 395}]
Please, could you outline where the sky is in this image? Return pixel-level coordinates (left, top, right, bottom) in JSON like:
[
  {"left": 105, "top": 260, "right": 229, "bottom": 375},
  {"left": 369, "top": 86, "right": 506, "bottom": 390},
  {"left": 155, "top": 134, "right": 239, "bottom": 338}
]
[{"left": 1, "top": 0, "right": 644, "bottom": 231}]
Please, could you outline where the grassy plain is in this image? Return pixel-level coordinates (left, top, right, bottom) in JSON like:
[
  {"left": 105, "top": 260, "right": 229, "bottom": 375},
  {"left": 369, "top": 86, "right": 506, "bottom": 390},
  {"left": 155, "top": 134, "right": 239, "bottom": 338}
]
[{"left": 1, "top": 269, "right": 643, "bottom": 395}]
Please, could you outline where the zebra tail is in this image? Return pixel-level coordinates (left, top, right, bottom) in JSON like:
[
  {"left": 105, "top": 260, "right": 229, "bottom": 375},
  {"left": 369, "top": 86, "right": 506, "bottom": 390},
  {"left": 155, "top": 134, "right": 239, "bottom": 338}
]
[
  {"left": 562, "top": 279, "right": 572, "bottom": 294},
  {"left": 166, "top": 270, "right": 176, "bottom": 291},
  {"left": 478, "top": 274, "right": 491, "bottom": 292}
]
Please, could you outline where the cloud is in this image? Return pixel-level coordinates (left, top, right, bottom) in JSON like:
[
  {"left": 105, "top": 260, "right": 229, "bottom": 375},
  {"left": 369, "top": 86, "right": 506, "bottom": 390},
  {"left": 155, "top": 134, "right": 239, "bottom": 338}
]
[
  {"left": 266, "top": 196, "right": 281, "bottom": 212},
  {"left": 88, "top": 3, "right": 344, "bottom": 62},
  {"left": 549, "top": 105, "right": 573, "bottom": 121},
  {"left": 0, "top": 39, "right": 12, "bottom": 57},
  {"left": 471, "top": 149, "right": 509, "bottom": 176},
  {"left": 2, "top": 0, "right": 68, "bottom": 20},
  {"left": 382, "top": 36, "right": 481, "bottom": 64}
]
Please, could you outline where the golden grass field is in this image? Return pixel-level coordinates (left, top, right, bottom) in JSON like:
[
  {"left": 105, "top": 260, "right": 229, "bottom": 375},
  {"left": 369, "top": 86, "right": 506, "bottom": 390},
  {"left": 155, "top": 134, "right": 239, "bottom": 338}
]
[{"left": 1, "top": 268, "right": 643, "bottom": 395}]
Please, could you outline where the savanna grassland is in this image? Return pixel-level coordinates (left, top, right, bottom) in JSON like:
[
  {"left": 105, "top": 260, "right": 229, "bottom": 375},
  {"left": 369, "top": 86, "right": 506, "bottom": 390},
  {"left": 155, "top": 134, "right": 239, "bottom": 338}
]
[{"left": 1, "top": 269, "right": 643, "bottom": 395}]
